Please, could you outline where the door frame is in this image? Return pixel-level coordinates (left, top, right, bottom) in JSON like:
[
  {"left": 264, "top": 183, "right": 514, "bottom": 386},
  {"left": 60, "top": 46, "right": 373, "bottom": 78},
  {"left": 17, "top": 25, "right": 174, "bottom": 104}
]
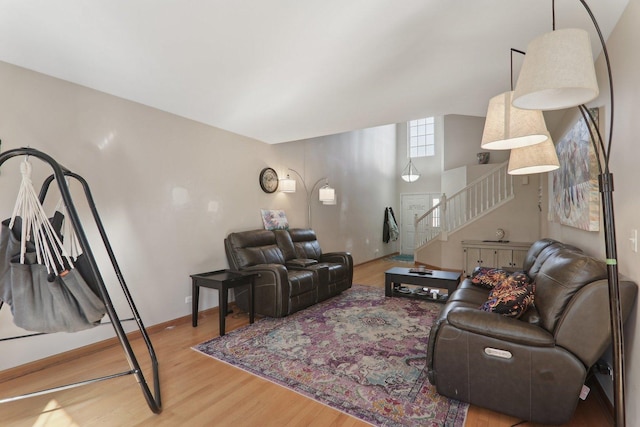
[{"left": 399, "top": 192, "right": 441, "bottom": 255}]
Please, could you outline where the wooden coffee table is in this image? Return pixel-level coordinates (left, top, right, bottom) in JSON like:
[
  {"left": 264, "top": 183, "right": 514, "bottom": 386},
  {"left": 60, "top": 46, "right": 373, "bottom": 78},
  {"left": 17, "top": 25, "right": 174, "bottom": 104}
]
[{"left": 384, "top": 267, "right": 461, "bottom": 303}]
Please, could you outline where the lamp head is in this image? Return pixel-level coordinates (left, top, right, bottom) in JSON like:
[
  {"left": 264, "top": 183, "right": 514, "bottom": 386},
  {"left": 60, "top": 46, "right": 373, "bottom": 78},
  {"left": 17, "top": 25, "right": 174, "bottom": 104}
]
[
  {"left": 507, "top": 137, "right": 560, "bottom": 175},
  {"left": 513, "top": 28, "right": 599, "bottom": 111},
  {"left": 481, "top": 91, "right": 550, "bottom": 150},
  {"left": 279, "top": 174, "right": 296, "bottom": 193}
]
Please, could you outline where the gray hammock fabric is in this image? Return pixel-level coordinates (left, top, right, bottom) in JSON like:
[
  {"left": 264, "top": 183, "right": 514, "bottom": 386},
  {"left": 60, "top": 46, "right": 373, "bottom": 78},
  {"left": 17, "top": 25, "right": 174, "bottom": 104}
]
[
  {"left": 0, "top": 215, "right": 106, "bottom": 333},
  {"left": 11, "top": 252, "right": 106, "bottom": 333}
]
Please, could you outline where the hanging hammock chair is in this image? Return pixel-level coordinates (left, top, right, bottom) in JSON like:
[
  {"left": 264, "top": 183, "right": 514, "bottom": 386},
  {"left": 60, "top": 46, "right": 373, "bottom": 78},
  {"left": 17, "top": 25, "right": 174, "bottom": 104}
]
[
  {"left": 0, "top": 147, "right": 161, "bottom": 414},
  {"left": 0, "top": 159, "right": 106, "bottom": 333}
]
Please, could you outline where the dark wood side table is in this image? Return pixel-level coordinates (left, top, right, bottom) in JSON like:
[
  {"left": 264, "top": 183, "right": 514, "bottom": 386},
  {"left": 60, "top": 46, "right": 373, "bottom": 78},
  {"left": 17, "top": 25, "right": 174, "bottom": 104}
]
[{"left": 190, "top": 269, "right": 257, "bottom": 336}]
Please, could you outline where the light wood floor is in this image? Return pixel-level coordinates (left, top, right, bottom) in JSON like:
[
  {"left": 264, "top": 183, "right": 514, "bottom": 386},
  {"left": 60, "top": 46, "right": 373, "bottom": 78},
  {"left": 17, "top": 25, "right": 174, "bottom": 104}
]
[{"left": 0, "top": 258, "right": 613, "bottom": 426}]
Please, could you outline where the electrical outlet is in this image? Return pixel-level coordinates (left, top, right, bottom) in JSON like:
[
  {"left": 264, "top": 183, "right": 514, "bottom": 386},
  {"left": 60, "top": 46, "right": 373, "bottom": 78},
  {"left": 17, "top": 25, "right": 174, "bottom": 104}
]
[{"left": 185, "top": 296, "right": 192, "bottom": 304}]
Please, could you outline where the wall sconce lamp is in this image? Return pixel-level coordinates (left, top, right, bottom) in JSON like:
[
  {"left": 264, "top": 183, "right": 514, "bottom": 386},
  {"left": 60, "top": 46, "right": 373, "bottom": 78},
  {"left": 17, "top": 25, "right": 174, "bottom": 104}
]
[
  {"left": 507, "top": 1, "right": 625, "bottom": 424},
  {"left": 280, "top": 168, "right": 336, "bottom": 227},
  {"left": 401, "top": 158, "right": 420, "bottom": 182}
]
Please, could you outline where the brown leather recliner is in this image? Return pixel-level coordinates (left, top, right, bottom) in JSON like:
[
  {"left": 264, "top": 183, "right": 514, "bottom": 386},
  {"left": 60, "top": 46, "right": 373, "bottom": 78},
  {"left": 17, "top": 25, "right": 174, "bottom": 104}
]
[
  {"left": 426, "top": 238, "right": 638, "bottom": 425},
  {"left": 224, "top": 228, "right": 353, "bottom": 318}
]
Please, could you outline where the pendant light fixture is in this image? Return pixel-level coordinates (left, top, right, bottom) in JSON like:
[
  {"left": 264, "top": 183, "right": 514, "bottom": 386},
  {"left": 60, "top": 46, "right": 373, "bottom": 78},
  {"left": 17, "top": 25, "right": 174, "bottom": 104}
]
[{"left": 401, "top": 158, "right": 420, "bottom": 182}]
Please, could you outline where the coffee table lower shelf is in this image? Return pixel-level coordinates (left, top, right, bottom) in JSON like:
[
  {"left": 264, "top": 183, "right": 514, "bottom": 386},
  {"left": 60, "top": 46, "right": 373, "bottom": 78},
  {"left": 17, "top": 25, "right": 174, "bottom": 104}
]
[{"left": 384, "top": 267, "right": 461, "bottom": 304}]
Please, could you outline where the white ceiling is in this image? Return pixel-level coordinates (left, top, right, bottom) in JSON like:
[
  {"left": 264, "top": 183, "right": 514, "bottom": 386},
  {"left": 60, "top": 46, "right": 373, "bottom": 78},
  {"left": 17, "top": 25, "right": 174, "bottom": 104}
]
[{"left": 0, "top": 0, "right": 629, "bottom": 144}]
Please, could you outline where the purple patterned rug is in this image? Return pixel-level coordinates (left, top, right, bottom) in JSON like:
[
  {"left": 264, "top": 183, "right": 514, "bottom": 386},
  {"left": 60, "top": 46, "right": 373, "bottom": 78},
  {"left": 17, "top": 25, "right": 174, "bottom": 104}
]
[{"left": 193, "top": 284, "right": 468, "bottom": 426}]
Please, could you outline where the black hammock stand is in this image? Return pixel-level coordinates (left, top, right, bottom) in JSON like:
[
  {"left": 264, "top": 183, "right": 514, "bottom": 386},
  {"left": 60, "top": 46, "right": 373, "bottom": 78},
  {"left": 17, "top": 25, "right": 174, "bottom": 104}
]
[{"left": 0, "top": 147, "right": 161, "bottom": 414}]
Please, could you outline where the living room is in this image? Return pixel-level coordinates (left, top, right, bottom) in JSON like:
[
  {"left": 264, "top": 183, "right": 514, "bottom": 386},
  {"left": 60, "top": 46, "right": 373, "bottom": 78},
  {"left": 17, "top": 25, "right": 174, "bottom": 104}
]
[{"left": 1, "top": 1, "right": 639, "bottom": 425}]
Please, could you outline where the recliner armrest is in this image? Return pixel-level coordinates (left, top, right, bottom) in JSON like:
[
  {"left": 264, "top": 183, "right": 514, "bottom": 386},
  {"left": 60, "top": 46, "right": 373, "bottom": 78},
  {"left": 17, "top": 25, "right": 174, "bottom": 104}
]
[
  {"left": 447, "top": 307, "right": 554, "bottom": 347},
  {"left": 320, "top": 252, "right": 352, "bottom": 265},
  {"left": 241, "top": 264, "right": 289, "bottom": 284}
]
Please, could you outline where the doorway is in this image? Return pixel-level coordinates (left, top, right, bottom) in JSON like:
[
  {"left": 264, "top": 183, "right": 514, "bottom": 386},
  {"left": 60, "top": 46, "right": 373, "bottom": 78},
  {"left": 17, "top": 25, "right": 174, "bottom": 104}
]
[{"left": 400, "top": 193, "right": 441, "bottom": 255}]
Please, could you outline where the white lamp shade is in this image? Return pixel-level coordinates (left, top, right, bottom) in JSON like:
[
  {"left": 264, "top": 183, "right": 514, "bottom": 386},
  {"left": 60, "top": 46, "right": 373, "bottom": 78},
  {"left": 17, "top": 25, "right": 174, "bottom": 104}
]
[
  {"left": 319, "top": 185, "right": 336, "bottom": 202},
  {"left": 322, "top": 195, "right": 337, "bottom": 205},
  {"left": 508, "top": 137, "right": 560, "bottom": 175},
  {"left": 279, "top": 177, "right": 296, "bottom": 192},
  {"left": 481, "top": 91, "right": 550, "bottom": 150},
  {"left": 513, "top": 28, "right": 599, "bottom": 111}
]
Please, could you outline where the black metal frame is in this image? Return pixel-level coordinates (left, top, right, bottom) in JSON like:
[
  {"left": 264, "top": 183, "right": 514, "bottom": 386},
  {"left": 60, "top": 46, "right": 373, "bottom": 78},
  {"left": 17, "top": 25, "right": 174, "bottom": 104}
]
[{"left": 0, "top": 147, "right": 161, "bottom": 414}]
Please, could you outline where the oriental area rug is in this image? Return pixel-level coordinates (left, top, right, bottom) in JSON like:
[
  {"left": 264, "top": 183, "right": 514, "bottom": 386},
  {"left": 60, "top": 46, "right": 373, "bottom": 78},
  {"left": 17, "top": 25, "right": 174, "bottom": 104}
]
[{"left": 193, "top": 284, "right": 468, "bottom": 426}]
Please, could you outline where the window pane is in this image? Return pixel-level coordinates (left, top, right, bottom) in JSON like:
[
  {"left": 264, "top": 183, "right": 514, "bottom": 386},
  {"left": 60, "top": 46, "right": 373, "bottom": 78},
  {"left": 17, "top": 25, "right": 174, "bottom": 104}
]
[
  {"left": 407, "top": 117, "right": 435, "bottom": 158},
  {"left": 426, "top": 123, "right": 434, "bottom": 134}
]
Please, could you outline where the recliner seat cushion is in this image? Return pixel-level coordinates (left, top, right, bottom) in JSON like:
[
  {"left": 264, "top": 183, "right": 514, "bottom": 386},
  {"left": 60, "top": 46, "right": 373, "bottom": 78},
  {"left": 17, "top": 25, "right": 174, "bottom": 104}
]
[
  {"left": 288, "top": 228, "right": 323, "bottom": 259},
  {"left": 534, "top": 249, "right": 608, "bottom": 333},
  {"left": 522, "top": 238, "right": 558, "bottom": 272},
  {"left": 226, "top": 230, "right": 285, "bottom": 269},
  {"left": 287, "top": 270, "right": 316, "bottom": 297}
]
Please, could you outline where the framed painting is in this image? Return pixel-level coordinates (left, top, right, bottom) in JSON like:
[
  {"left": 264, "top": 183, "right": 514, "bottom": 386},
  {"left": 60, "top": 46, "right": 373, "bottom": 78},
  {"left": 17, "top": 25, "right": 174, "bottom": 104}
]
[
  {"left": 551, "top": 108, "right": 600, "bottom": 231},
  {"left": 260, "top": 209, "right": 289, "bottom": 230}
]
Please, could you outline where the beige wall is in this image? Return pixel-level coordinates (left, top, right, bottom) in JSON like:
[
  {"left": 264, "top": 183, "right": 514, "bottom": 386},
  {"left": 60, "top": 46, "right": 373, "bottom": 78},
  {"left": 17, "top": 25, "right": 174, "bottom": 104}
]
[
  {"left": 0, "top": 61, "right": 395, "bottom": 370},
  {"left": 443, "top": 114, "right": 509, "bottom": 170},
  {"left": 279, "top": 125, "right": 399, "bottom": 261}
]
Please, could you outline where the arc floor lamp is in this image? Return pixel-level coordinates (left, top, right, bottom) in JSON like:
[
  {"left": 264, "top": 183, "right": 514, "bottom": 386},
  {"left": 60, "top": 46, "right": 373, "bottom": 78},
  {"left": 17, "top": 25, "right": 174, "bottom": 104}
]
[
  {"left": 482, "top": 1, "right": 625, "bottom": 425},
  {"left": 279, "top": 168, "right": 336, "bottom": 228}
]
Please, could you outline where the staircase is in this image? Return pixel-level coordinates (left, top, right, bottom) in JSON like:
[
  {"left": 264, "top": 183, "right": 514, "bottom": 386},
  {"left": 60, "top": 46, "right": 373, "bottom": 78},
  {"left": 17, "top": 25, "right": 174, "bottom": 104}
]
[{"left": 414, "top": 161, "right": 514, "bottom": 252}]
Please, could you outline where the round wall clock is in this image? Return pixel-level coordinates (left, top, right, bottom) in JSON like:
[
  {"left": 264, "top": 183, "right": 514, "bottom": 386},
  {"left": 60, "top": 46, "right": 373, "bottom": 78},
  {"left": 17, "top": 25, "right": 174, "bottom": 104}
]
[{"left": 259, "top": 167, "right": 279, "bottom": 193}]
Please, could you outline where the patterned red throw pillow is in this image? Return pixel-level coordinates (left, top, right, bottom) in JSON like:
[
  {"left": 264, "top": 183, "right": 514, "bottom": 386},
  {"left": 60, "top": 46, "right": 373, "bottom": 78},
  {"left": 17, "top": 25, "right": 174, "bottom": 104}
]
[
  {"left": 470, "top": 267, "right": 508, "bottom": 289},
  {"left": 480, "top": 271, "right": 535, "bottom": 318}
]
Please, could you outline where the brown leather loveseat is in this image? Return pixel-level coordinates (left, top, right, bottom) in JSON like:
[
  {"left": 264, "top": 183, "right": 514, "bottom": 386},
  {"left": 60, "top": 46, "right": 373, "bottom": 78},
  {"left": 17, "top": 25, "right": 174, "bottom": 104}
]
[
  {"left": 426, "top": 238, "right": 637, "bottom": 425},
  {"left": 224, "top": 228, "right": 353, "bottom": 318}
]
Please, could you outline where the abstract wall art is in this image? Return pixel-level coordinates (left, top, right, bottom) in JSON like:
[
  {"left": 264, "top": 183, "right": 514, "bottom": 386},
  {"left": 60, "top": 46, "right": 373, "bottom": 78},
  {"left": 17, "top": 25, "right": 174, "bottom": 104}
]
[{"left": 551, "top": 108, "right": 600, "bottom": 231}]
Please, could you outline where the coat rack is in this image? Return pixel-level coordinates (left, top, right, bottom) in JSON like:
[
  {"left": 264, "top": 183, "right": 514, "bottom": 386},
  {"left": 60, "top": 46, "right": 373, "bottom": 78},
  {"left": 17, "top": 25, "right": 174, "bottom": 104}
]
[{"left": 0, "top": 147, "right": 161, "bottom": 414}]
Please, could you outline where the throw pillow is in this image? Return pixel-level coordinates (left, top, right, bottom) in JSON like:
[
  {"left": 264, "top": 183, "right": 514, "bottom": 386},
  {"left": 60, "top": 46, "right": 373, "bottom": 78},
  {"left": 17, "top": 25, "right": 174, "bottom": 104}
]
[
  {"left": 480, "top": 271, "right": 535, "bottom": 318},
  {"left": 470, "top": 267, "right": 508, "bottom": 289}
]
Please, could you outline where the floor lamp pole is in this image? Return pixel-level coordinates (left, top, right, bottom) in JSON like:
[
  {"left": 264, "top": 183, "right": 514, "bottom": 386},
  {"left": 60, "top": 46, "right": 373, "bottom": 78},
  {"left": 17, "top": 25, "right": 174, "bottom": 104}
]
[
  {"left": 577, "top": 1, "right": 625, "bottom": 425},
  {"left": 288, "top": 168, "right": 327, "bottom": 228},
  {"left": 600, "top": 173, "right": 625, "bottom": 427}
]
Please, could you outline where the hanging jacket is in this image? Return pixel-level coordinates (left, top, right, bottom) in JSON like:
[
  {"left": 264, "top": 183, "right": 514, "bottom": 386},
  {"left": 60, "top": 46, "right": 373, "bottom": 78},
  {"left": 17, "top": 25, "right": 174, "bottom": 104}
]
[
  {"left": 388, "top": 207, "right": 399, "bottom": 241},
  {"left": 383, "top": 208, "right": 390, "bottom": 243}
]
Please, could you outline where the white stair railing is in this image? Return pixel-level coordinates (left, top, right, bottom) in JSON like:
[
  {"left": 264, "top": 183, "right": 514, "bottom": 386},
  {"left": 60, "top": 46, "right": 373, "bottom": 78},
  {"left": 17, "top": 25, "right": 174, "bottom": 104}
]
[{"left": 414, "top": 162, "right": 514, "bottom": 249}]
